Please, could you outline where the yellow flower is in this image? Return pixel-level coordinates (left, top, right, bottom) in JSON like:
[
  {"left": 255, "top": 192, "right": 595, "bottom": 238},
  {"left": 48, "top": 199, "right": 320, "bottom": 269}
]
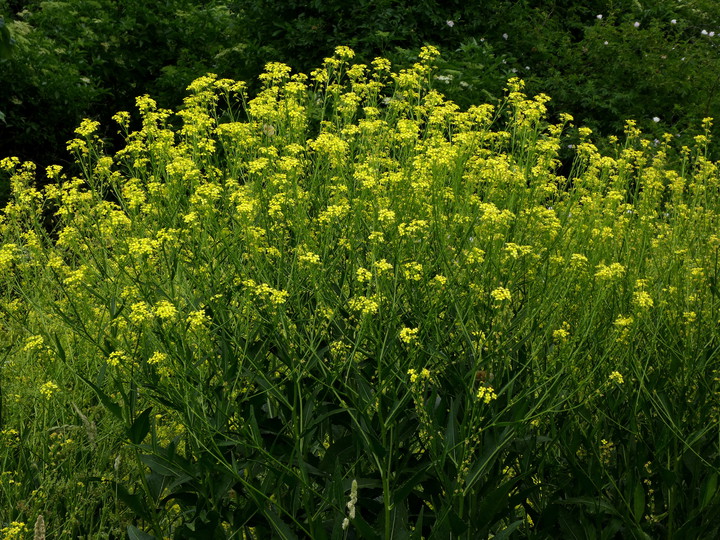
[
  {"left": 128, "top": 237, "right": 158, "bottom": 257},
  {"left": 130, "top": 302, "right": 153, "bottom": 324},
  {"left": 633, "top": 290, "right": 654, "bottom": 310},
  {"left": 0, "top": 243, "right": 17, "bottom": 273},
  {"left": 368, "top": 231, "right": 385, "bottom": 242},
  {"left": 476, "top": 385, "right": 498, "bottom": 404},
  {"left": 0, "top": 521, "right": 27, "bottom": 539},
  {"left": 348, "top": 296, "right": 380, "bottom": 316},
  {"left": 255, "top": 283, "right": 289, "bottom": 305},
  {"left": 614, "top": 315, "right": 634, "bottom": 327},
  {"left": 402, "top": 262, "right": 423, "bottom": 281},
  {"left": 356, "top": 267, "right": 372, "bottom": 283},
  {"left": 334, "top": 46, "right": 356, "bottom": 60},
  {"left": 552, "top": 328, "right": 570, "bottom": 343},
  {"left": 22, "top": 335, "right": 45, "bottom": 352},
  {"left": 418, "top": 45, "right": 440, "bottom": 62},
  {"left": 298, "top": 251, "right": 321, "bottom": 267},
  {"left": 609, "top": 371, "right": 624, "bottom": 384},
  {"left": 490, "top": 287, "right": 512, "bottom": 303},
  {"left": 186, "top": 310, "right": 210, "bottom": 329},
  {"left": 594, "top": 262, "right": 626, "bottom": 281},
  {"left": 39, "top": 381, "right": 60, "bottom": 399},
  {"left": 373, "top": 259, "right": 393, "bottom": 275},
  {"left": 107, "top": 351, "right": 129, "bottom": 367},
  {"left": 112, "top": 111, "right": 131, "bottom": 128},
  {"left": 431, "top": 274, "right": 447, "bottom": 287},
  {"left": 74, "top": 118, "right": 100, "bottom": 137},
  {"left": 154, "top": 300, "right": 178, "bottom": 320},
  {"left": 148, "top": 352, "right": 168, "bottom": 365},
  {"left": 399, "top": 327, "right": 419, "bottom": 344},
  {"left": 599, "top": 439, "right": 614, "bottom": 465}
]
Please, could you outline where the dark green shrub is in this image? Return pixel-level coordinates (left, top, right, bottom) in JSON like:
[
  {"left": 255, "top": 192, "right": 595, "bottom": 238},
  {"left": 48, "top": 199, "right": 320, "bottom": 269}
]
[{"left": 0, "top": 0, "right": 252, "bottom": 171}]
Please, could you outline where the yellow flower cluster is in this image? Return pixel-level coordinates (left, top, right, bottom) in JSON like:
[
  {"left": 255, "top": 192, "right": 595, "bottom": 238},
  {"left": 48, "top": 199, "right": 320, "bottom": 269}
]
[
  {"left": 399, "top": 327, "right": 420, "bottom": 345},
  {"left": 1, "top": 45, "right": 719, "bottom": 532},
  {"left": 476, "top": 385, "right": 498, "bottom": 404},
  {"left": 407, "top": 368, "right": 431, "bottom": 383},
  {"left": 490, "top": 287, "right": 512, "bottom": 303},
  {"left": 348, "top": 296, "right": 380, "bottom": 316},
  {"left": 39, "top": 381, "right": 60, "bottom": 399}
]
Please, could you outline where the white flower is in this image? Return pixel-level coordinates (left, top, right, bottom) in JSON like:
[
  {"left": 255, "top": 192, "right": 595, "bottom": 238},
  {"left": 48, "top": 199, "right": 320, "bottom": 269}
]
[
  {"left": 597, "top": 14, "right": 603, "bottom": 20},
  {"left": 502, "top": 33, "right": 508, "bottom": 40},
  {"left": 652, "top": 116, "right": 660, "bottom": 123},
  {"left": 634, "top": 21, "right": 640, "bottom": 28},
  {"left": 671, "top": 19, "right": 677, "bottom": 24},
  {"left": 446, "top": 20, "right": 455, "bottom": 27},
  {"left": 604, "top": 41, "right": 609, "bottom": 45},
  {"left": 702, "top": 29, "right": 708, "bottom": 35},
  {"left": 710, "top": 31, "right": 716, "bottom": 37}
]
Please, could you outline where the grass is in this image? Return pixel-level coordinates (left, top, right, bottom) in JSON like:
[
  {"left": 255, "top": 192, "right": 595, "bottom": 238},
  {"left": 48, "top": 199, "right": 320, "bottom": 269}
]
[{"left": 0, "top": 45, "right": 719, "bottom": 538}]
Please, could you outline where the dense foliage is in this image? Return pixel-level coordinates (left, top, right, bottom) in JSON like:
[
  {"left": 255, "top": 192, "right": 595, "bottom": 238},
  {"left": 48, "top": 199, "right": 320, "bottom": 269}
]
[
  {"left": 1, "top": 47, "right": 719, "bottom": 538},
  {"left": 1, "top": 0, "right": 720, "bottom": 188}
]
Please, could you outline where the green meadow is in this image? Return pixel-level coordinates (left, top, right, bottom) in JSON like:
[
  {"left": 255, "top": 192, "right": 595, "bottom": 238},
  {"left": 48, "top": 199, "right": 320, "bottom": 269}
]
[{"left": 1, "top": 44, "right": 720, "bottom": 538}]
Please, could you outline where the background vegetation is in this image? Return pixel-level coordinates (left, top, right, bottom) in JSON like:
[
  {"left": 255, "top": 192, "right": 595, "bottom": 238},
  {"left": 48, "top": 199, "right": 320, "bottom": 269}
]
[{"left": 1, "top": 0, "right": 720, "bottom": 186}]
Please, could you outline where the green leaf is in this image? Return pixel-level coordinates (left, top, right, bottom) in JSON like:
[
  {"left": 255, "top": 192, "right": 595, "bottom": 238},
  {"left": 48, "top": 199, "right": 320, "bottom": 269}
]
[
  {"left": 492, "top": 519, "right": 524, "bottom": 540},
  {"left": 476, "top": 477, "right": 521, "bottom": 527},
  {"left": 561, "top": 496, "right": 619, "bottom": 516},
  {"left": 352, "top": 512, "right": 379, "bottom": 540},
  {"left": 128, "top": 407, "right": 153, "bottom": 445},
  {"left": 262, "top": 507, "right": 299, "bottom": 540},
  {"left": 464, "top": 427, "right": 515, "bottom": 493},
  {"left": 448, "top": 508, "right": 468, "bottom": 536},
  {"left": 140, "top": 453, "right": 192, "bottom": 479},
  {"left": 127, "top": 525, "right": 156, "bottom": 540},
  {"left": 442, "top": 398, "right": 460, "bottom": 465},
  {"left": 319, "top": 435, "right": 354, "bottom": 472},
  {"left": 77, "top": 373, "right": 123, "bottom": 421},
  {"left": 0, "top": 19, "right": 12, "bottom": 60},
  {"left": 393, "top": 467, "right": 430, "bottom": 504},
  {"left": 52, "top": 333, "right": 67, "bottom": 363},
  {"left": 632, "top": 480, "right": 645, "bottom": 523},
  {"left": 111, "top": 482, "right": 151, "bottom": 521},
  {"left": 701, "top": 472, "right": 718, "bottom": 509}
]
